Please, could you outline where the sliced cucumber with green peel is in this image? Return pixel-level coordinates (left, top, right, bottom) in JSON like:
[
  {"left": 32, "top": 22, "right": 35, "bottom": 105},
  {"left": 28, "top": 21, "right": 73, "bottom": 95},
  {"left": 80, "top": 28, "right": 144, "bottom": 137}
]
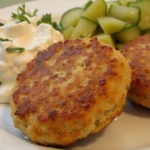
[
  {"left": 118, "top": 0, "right": 136, "bottom": 6},
  {"left": 60, "top": 0, "right": 148, "bottom": 48},
  {"left": 60, "top": 7, "right": 84, "bottom": 29},
  {"left": 84, "top": 0, "right": 93, "bottom": 10},
  {"left": 116, "top": 43, "right": 124, "bottom": 50},
  {"left": 108, "top": 5, "right": 140, "bottom": 24},
  {"left": 106, "top": 1, "right": 120, "bottom": 11},
  {"left": 95, "top": 33, "right": 115, "bottom": 48},
  {"left": 97, "top": 16, "right": 127, "bottom": 34},
  {"left": 128, "top": 0, "right": 150, "bottom": 30},
  {"left": 142, "top": 29, "right": 150, "bottom": 35},
  {"left": 71, "top": 17, "right": 97, "bottom": 39},
  {"left": 82, "top": 0, "right": 107, "bottom": 22},
  {"left": 115, "top": 25, "right": 141, "bottom": 43},
  {"left": 61, "top": 26, "right": 74, "bottom": 40}
]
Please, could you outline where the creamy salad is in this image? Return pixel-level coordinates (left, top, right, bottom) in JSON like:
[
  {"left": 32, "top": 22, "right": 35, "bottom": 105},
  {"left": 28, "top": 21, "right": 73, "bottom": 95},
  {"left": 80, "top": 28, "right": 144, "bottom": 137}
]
[{"left": 0, "top": 6, "right": 63, "bottom": 103}]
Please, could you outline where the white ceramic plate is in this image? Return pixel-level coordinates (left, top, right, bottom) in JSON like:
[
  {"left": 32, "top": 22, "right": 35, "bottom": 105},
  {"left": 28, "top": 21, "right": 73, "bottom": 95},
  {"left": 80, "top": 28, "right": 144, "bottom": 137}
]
[{"left": 0, "top": 0, "right": 150, "bottom": 150}]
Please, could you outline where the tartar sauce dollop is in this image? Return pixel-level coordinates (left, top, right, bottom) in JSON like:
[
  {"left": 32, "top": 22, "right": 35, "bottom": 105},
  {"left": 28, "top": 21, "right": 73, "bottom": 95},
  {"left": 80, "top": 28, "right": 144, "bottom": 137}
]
[{"left": 0, "top": 16, "right": 63, "bottom": 103}]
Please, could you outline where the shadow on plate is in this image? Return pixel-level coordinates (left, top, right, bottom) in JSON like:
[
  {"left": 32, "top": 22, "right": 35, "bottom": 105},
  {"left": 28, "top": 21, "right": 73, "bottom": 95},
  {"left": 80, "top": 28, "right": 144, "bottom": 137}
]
[{"left": 123, "top": 99, "right": 150, "bottom": 118}]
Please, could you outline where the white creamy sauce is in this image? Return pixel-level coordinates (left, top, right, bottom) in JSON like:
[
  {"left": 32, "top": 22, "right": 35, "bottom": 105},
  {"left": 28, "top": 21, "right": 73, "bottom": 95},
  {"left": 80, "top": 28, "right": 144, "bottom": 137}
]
[{"left": 0, "top": 16, "right": 63, "bottom": 103}]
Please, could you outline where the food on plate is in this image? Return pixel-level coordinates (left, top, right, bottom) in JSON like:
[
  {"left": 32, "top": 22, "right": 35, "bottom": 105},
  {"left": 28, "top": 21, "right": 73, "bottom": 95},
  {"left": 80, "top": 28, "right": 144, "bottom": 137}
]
[
  {"left": 71, "top": 17, "right": 97, "bottom": 39},
  {"left": 118, "top": 0, "right": 136, "bottom": 6},
  {"left": 10, "top": 38, "right": 131, "bottom": 146},
  {"left": 60, "top": 0, "right": 150, "bottom": 48},
  {"left": 0, "top": 5, "right": 63, "bottom": 103},
  {"left": 120, "top": 34, "right": 150, "bottom": 108},
  {"left": 114, "top": 25, "right": 141, "bottom": 44},
  {"left": 128, "top": 0, "right": 150, "bottom": 30},
  {"left": 108, "top": 4, "right": 140, "bottom": 25}
]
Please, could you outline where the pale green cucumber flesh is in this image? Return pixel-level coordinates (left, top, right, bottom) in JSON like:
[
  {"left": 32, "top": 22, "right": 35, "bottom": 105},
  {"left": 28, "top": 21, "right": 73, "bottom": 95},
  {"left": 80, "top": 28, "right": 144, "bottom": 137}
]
[
  {"left": 60, "top": 7, "right": 84, "bottom": 29},
  {"left": 82, "top": 0, "right": 107, "bottom": 22},
  {"left": 108, "top": 4, "right": 140, "bottom": 24},
  {"left": 115, "top": 26, "right": 141, "bottom": 43},
  {"left": 97, "top": 17, "right": 127, "bottom": 34},
  {"left": 107, "top": 1, "right": 120, "bottom": 11},
  {"left": 95, "top": 33, "right": 115, "bottom": 48},
  {"left": 62, "top": 26, "right": 74, "bottom": 40},
  {"left": 71, "top": 17, "right": 97, "bottom": 39},
  {"left": 128, "top": 0, "right": 150, "bottom": 30},
  {"left": 118, "top": 0, "right": 136, "bottom": 6}
]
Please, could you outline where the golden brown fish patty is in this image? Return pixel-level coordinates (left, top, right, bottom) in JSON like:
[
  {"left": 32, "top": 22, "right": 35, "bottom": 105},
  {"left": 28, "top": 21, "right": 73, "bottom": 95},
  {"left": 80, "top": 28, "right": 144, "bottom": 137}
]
[
  {"left": 10, "top": 38, "right": 131, "bottom": 146},
  {"left": 120, "top": 34, "right": 150, "bottom": 108}
]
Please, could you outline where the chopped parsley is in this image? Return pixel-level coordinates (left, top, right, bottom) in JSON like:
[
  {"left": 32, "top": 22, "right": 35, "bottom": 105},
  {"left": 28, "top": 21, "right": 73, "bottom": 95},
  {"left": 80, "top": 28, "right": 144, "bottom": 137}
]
[
  {"left": 0, "top": 38, "right": 12, "bottom": 42},
  {"left": 6, "top": 47, "right": 25, "bottom": 53},
  {"left": 37, "top": 14, "right": 61, "bottom": 31},
  {"left": 11, "top": 5, "right": 60, "bottom": 30},
  {"left": 0, "top": 22, "right": 4, "bottom": 26},
  {"left": 11, "top": 4, "right": 38, "bottom": 23}
]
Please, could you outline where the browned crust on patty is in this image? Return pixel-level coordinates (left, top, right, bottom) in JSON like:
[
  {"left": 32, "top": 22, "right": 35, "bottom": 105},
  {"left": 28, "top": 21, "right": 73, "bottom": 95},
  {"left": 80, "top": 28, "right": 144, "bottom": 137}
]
[
  {"left": 11, "top": 38, "right": 131, "bottom": 145},
  {"left": 120, "top": 34, "right": 150, "bottom": 108},
  {"left": 13, "top": 38, "right": 123, "bottom": 119}
]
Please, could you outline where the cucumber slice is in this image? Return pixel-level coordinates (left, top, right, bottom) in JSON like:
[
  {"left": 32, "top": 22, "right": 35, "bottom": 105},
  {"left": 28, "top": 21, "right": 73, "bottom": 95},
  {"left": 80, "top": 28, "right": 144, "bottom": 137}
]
[
  {"left": 82, "top": 0, "right": 107, "bottom": 22},
  {"left": 97, "top": 16, "right": 127, "bottom": 34},
  {"left": 84, "top": 0, "right": 93, "bottom": 10},
  {"left": 71, "top": 17, "right": 97, "bottom": 39},
  {"left": 61, "top": 26, "right": 74, "bottom": 40},
  {"left": 108, "top": 5, "right": 140, "bottom": 24},
  {"left": 116, "top": 43, "right": 123, "bottom": 50},
  {"left": 118, "top": 0, "right": 136, "bottom": 6},
  {"left": 95, "top": 33, "right": 115, "bottom": 48},
  {"left": 60, "top": 7, "right": 84, "bottom": 29},
  {"left": 107, "top": 1, "right": 120, "bottom": 11},
  {"left": 114, "top": 25, "right": 141, "bottom": 43},
  {"left": 128, "top": 0, "right": 150, "bottom": 30},
  {"left": 142, "top": 29, "right": 150, "bottom": 35}
]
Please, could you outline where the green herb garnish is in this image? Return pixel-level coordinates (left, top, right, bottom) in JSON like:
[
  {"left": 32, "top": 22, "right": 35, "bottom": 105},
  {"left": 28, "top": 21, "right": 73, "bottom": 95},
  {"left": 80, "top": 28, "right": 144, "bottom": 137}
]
[
  {"left": 0, "top": 38, "right": 12, "bottom": 42},
  {"left": 0, "top": 22, "right": 4, "bottom": 26},
  {"left": 84, "top": 0, "right": 93, "bottom": 10},
  {"left": 6, "top": 47, "right": 25, "bottom": 53},
  {"left": 11, "top": 4, "right": 38, "bottom": 24},
  {"left": 37, "top": 14, "right": 61, "bottom": 31}
]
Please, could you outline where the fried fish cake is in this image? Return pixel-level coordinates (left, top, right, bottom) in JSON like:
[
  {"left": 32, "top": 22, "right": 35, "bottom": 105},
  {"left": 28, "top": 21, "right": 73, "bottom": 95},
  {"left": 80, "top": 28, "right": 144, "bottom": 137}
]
[
  {"left": 120, "top": 34, "right": 150, "bottom": 108},
  {"left": 10, "top": 38, "right": 131, "bottom": 146}
]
